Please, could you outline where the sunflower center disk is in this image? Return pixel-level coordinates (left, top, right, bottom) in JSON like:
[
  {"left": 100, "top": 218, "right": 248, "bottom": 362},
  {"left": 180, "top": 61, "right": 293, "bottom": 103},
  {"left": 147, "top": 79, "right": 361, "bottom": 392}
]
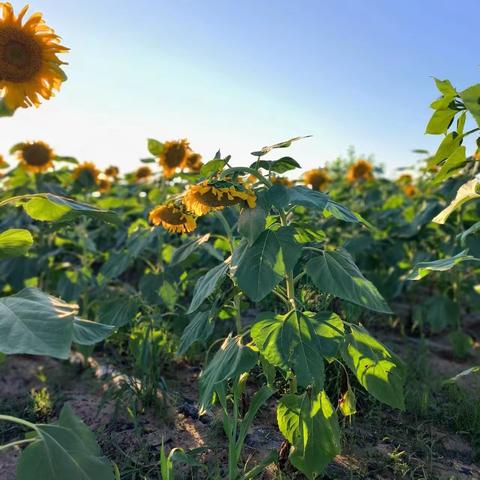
[
  {"left": 160, "top": 208, "right": 186, "bottom": 225},
  {"left": 22, "top": 145, "right": 51, "bottom": 166},
  {"left": 198, "top": 190, "right": 241, "bottom": 208},
  {"left": 0, "top": 27, "right": 42, "bottom": 82}
]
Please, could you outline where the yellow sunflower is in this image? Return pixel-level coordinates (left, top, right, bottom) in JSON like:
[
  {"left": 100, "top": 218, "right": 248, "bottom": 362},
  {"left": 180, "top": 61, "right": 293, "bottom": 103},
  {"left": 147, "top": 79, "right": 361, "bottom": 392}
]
[
  {"left": 403, "top": 184, "right": 416, "bottom": 197},
  {"left": 0, "top": 3, "right": 68, "bottom": 110},
  {"left": 97, "top": 177, "right": 111, "bottom": 193},
  {"left": 149, "top": 203, "right": 197, "bottom": 234},
  {"left": 346, "top": 159, "right": 374, "bottom": 183},
  {"left": 158, "top": 139, "right": 190, "bottom": 178},
  {"left": 303, "top": 168, "right": 330, "bottom": 191},
  {"left": 135, "top": 165, "right": 152, "bottom": 182},
  {"left": 183, "top": 180, "right": 256, "bottom": 216},
  {"left": 271, "top": 175, "right": 294, "bottom": 188},
  {"left": 396, "top": 173, "right": 413, "bottom": 184},
  {"left": 185, "top": 152, "right": 203, "bottom": 172},
  {"left": 104, "top": 165, "right": 119, "bottom": 178},
  {"left": 73, "top": 161, "right": 99, "bottom": 183},
  {"left": 16, "top": 140, "right": 54, "bottom": 172}
]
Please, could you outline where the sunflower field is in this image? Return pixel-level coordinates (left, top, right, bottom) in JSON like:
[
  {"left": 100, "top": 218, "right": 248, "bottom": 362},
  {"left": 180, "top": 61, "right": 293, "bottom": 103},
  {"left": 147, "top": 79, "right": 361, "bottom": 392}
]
[{"left": 0, "top": 3, "right": 479, "bottom": 480}]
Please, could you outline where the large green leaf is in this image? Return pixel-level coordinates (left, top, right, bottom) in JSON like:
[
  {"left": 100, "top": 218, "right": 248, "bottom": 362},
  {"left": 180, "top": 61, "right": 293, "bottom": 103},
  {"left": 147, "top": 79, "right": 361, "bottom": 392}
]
[
  {"left": 459, "top": 84, "right": 480, "bottom": 127},
  {"left": 235, "top": 230, "right": 284, "bottom": 301},
  {"left": 0, "top": 229, "right": 33, "bottom": 259},
  {"left": 277, "top": 391, "right": 340, "bottom": 479},
  {"left": 0, "top": 288, "right": 114, "bottom": 359},
  {"left": 425, "top": 106, "right": 457, "bottom": 134},
  {"left": 10, "top": 194, "right": 120, "bottom": 225},
  {"left": 249, "top": 156, "right": 301, "bottom": 173},
  {"left": 433, "top": 178, "right": 480, "bottom": 224},
  {"left": 187, "top": 261, "right": 229, "bottom": 313},
  {"left": 72, "top": 318, "right": 115, "bottom": 345},
  {"left": 251, "top": 310, "right": 340, "bottom": 388},
  {"left": 306, "top": 249, "right": 392, "bottom": 314},
  {"left": 170, "top": 234, "right": 211, "bottom": 265},
  {"left": 341, "top": 325, "right": 405, "bottom": 409},
  {"left": 177, "top": 311, "right": 214, "bottom": 355},
  {"left": 199, "top": 334, "right": 257, "bottom": 412},
  {"left": 238, "top": 206, "right": 266, "bottom": 245},
  {"left": 98, "top": 297, "right": 139, "bottom": 327},
  {"left": 433, "top": 146, "right": 466, "bottom": 184},
  {"left": 16, "top": 404, "right": 114, "bottom": 480},
  {"left": 407, "top": 249, "right": 479, "bottom": 280}
]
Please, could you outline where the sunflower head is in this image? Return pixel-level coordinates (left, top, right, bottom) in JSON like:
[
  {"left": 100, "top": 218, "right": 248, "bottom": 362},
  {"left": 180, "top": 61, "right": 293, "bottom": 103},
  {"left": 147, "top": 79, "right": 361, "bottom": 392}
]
[
  {"left": 98, "top": 177, "right": 111, "bottom": 193},
  {"left": 186, "top": 152, "right": 203, "bottom": 172},
  {"left": 73, "top": 161, "right": 100, "bottom": 184},
  {"left": 271, "top": 175, "right": 294, "bottom": 188},
  {"left": 403, "top": 184, "right": 416, "bottom": 197},
  {"left": 346, "top": 159, "right": 374, "bottom": 183},
  {"left": 0, "top": 3, "right": 69, "bottom": 111},
  {"left": 303, "top": 168, "right": 330, "bottom": 191},
  {"left": 182, "top": 180, "right": 256, "bottom": 216},
  {"left": 135, "top": 165, "right": 153, "bottom": 182},
  {"left": 158, "top": 139, "right": 190, "bottom": 178},
  {"left": 149, "top": 203, "right": 197, "bottom": 234},
  {"left": 104, "top": 165, "right": 119, "bottom": 178},
  {"left": 16, "top": 140, "right": 54, "bottom": 172}
]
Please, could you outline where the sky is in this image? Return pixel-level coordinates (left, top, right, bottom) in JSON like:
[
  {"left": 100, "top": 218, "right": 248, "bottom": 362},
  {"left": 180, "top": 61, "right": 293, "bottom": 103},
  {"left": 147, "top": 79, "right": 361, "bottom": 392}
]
[{"left": 1, "top": 0, "right": 479, "bottom": 176}]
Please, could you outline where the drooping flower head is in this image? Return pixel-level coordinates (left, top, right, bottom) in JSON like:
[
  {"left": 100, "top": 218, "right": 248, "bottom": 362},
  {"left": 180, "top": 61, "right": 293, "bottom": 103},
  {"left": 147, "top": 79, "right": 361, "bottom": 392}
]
[
  {"left": 149, "top": 203, "right": 197, "bottom": 234},
  {"left": 73, "top": 161, "right": 99, "bottom": 184},
  {"left": 271, "top": 175, "right": 294, "bottom": 188},
  {"left": 403, "top": 184, "right": 416, "bottom": 197},
  {"left": 0, "top": 3, "right": 69, "bottom": 110},
  {"left": 135, "top": 165, "right": 152, "bottom": 182},
  {"left": 346, "top": 159, "right": 374, "bottom": 183},
  {"left": 158, "top": 139, "right": 190, "bottom": 178},
  {"left": 16, "top": 140, "right": 54, "bottom": 172},
  {"left": 303, "top": 168, "right": 330, "bottom": 191},
  {"left": 182, "top": 180, "right": 256, "bottom": 216},
  {"left": 104, "top": 165, "right": 119, "bottom": 178},
  {"left": 185, "top": 152, "right": 203, "bottom": 172}
]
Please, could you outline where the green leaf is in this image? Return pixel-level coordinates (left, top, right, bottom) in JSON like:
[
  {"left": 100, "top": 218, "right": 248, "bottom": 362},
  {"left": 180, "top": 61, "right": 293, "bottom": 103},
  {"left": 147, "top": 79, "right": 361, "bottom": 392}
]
[
  {"left": 187, "top": 261, "right": 229, "bottom": 313},
  {"left": 199, "top": 334, "right": 257, "bottom": 412},
  {"left": 178, "top": 311, "right": 214, "bottom": 355},
  {"left": 0, "top": 288, "right": 112, "bottom": 359},
  {"left": 425, "top": 107, "right": 457, "bottom": 135},
  {"left": 407, "top": 249, "right": 479, "bottom": 280},
  {"left": 306, "top": 249, "right": 392, "bottom": 314},
  {"left": 459, "top": 84, "right": 480, "bottom": 127},
  {"left": 170, "top": 234, "right": 211, "bottom": 265},
  {"left": 341, "top": 325, "right": 405, "bottom": 409},
  {"left": 433, "top": 178, "right": 480, "bottom": 224},
  {"left": 147, "top": 138, "right": 164, "bottom": 156},
  {"left": 72, "top": 318, "right": 115, "bottom": 345},
  {"left": 16, "top": 404, "right": 114, "bottom": 480},
  {"left": 433, "top": 146, "right": 466, "bottom": 184},
  {"left": 277, "top": 391, "right": 340, "bottom": 479},
  {"left": 12, "top": 194, "right": 120, "bottom": 225},
  {"left": 421, "top": 295, "right": 459, "bottom": 333},
  {"left": 339, "top": 387, "right": 356, "bottom": 416},
  {"left": 235, "top": 230, "right": 284, "bottom": 301},
  {"left": 431, "top": 131, "right": 463, "bottom": 166},
  {"left": 252, "top": 310, "right": 332, "bottom": 388},
  {"left": 238, "top": 206, "right": 266, "bottom": 245},
  {"left": 200, "top": 159, "right": 226, "bottom": 177},
  {"left": 0, "top": 229, "right": 33, "bottom": 259},
  {"left": 98, "top": 297, "right": 139, "bottom": 327},
  {"left": 250, "top": 157, "right": 301, "bottom": 173}
]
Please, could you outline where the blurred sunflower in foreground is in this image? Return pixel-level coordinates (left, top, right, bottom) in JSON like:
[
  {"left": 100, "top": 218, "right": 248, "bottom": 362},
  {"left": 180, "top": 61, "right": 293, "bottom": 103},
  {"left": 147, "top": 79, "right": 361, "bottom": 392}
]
[
  {"left": 272, "top": 175, "right": 294, "bottom": 188},
  {"left": 183, "top": 180, "right": 256, "bottom": 216},
  {"left": 0, "top": 3, "right": 68, "bottom": 110},
  {"left": 16, "top": 140, "right": 54, "bottom": 172},
  {"left": 158, "top": 139, "right": 190, "bottom": 178},
  {"left": 149, "top": 203, "right": 197, "bottom": 234},
  {"left": 104, "top": 165, "right": 119, "bottom": 178},
  {"left": 346, "top": 159, "right": 374, "bottom": 182},
  {"left": 73, "top": 161, "right": 99, "bottom": 184},
  {"left": 185, "top": 152, "right": 203, "bottom": 172},
  {"left": 303, "top": 168, "right": 330, "bottom": 191}
]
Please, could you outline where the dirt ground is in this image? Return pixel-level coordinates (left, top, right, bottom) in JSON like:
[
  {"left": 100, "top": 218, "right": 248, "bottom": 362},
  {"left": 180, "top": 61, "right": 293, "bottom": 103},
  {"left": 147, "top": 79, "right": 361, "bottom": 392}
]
[{"left": 0, "top": 326, "right": 479, "bottom": 480}]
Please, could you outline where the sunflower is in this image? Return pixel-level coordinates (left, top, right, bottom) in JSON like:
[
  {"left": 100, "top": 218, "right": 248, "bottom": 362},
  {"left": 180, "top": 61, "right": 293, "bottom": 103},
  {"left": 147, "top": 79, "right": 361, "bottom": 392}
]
[
  {"left": 98, "top": 177, "right": 111, "bottom": 193},
  {"left": 0, "top": 3, "right": 68, "bottom": 110},
  {"left": 303, "top": 168, "right": 330, "bottom": 191},
  {"left": 135, "top": 165, "right": 152, "bottom": 182},
  {"left": 104, "top": 165, "right": 119, "bottom": 178},
  {"left": 158, "top": 139, "right": 190, "bottom": 178},
  {"left": 185, "top": 152, "right": 203, "bottom": 172},
  {"left": 271, "top": 175, "right": 294, "bottom": 188},
  {"left": 16, "top": 140, "right": 54, "bottom": 172},
  {"left": 149, "top": 203, "right": 197, "bottom": 234},
  {"left": 183, "top": 180, "right": 256, "bottom": 216},
  {"left": 73, "top": 161, "right": 99, "bottom": 183},
  {"left": 403, "top": 184, "right": 416, "bottom": 197},
  {"left": 397, "top": 173, "right": 413, "bottom": 184},
  {"left": 346, "top": 159, "right": 374, "bottom": 183}
]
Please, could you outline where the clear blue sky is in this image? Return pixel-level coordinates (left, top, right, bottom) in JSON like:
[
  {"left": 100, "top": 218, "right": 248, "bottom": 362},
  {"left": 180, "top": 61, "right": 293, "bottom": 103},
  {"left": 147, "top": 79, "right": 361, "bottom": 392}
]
[{"left": 1, "top": 0, "right": 478, "bottom": 176}]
